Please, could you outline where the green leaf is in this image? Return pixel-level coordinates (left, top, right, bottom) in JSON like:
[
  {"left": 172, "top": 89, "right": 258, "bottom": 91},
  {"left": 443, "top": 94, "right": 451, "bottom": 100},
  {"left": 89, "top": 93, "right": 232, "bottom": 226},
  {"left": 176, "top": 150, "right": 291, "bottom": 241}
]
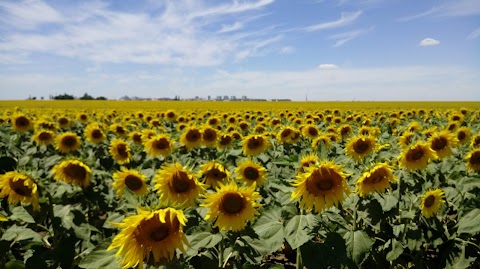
[
  {"left": 53, "top": 204, "right": 74, "bottom": 229},
  {"left": 9, "top": 206, "right": 35, "bottom": 223},
  {"left": 78, "top": 240, "right": 120, "bottom": 269},
  {"left": 376, "top": 194, "right": 398, "bottom": 212},
  {"left": 268, "top": 265, "right": 285, "bottom": 269},
  {"left": 5, "top": 260, "right": 25, "bottom": 269},
  {"left": 1, "top": 225, "right": 42, "bottom": 243},
  {"left": 284, "top": 214, "right": 314, "bottom": 249},
  {"left": 344, "top": 230, "right": 373, "bottom": 265},
  {"left": 386, "top": 239, "right": 403, "bottom": 262},
  {"left": 253, "top": 208, "right": 284, "bottom": 254},
  {"left": 187, "top": 232, "right": 222, "bottom": 251},
  {"left": 457, "top": 209, "right": 480, "bottom": 235}
]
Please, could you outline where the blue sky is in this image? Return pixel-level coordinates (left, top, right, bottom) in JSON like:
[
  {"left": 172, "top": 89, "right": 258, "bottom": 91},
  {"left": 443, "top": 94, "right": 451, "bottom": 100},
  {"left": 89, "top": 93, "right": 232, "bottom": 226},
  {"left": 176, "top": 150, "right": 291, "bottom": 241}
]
[{"left": 0, "top": 0, "right": 479, "bottom": 101}]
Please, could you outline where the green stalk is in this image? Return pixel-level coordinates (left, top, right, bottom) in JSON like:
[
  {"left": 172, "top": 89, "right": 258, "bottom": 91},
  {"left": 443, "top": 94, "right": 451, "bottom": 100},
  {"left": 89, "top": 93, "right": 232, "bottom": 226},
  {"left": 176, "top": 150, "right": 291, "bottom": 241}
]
[
  {"left": 296, "top": 246, "right": 303, "bottom": 269},
  {"left": 218, "top": 237, "right": 224, "bottom": 268}
]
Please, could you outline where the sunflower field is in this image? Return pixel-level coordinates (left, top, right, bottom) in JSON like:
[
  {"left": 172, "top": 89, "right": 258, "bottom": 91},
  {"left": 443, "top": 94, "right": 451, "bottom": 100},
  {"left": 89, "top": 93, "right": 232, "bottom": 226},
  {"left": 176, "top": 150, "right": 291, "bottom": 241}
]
[{"left": 0, "top": 101, "right": 479, "bottom": 269}]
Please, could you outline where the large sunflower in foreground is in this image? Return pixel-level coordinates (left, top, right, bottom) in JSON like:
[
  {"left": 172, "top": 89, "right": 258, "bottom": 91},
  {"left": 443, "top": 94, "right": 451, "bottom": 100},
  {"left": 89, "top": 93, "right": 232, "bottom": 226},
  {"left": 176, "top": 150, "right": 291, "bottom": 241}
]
[
  {"left": 144, "top": 135, "right": 173, "bottom": 157},
  {"left": 55, "top": 132, "right": 81, "bottom": 153},
  {"left": 32, "top": 130, "right": 55, "bottom": 146},
  {"left": 235, "top": 159, "right": 267, "bottom": 186},
  {"left": 154, "top": 162, "right": 204, "bottom": 207},
  {"left": 241, "top": 134, "right": 270, "bottom": 156},
  {"left": 108, "top": 208, "right": 188, "bottom": 268},
  {"left": 420, "top": 189, "right": 445, "bottom": 218},
  {"left": 428, "top": 131, "right": 458, "bottom": 159},
  {"left": 180, "top": 126, "right": 203, "bottom": 150},
  {"left": 201, "top": 181, "right": 261, "bottom": 232},
  {"left": 51, "top": 159, "right": 92, "bottom": 188},
  {"left": 291, "top": 161, "right": 350, "bottom": 213},
  {"left": 198, "top": 161, "right": 230, "bottom": 187},
  {"left": 399, "top": 141, "right": 437, "bottom": 171},
  {"left": 12, "top": 114, "right": 33, "bottom": 133},
  {"left": 109, "top": 139, "right": 132, "bottom": 165},
  {"left": 355, "top": 163, "right": 396, "bottom": 197},
  {"left": 345, "top": 135, "right": 377, "bottom": 161},
  {"left": 0, "top": 171, "right": 40, "bottom": 210},
  {"left": 465, "top": 149, "right": 480, "bottom": 172},
  {"left": 112, "top": 167, "right": 149, "bottom": 197}
]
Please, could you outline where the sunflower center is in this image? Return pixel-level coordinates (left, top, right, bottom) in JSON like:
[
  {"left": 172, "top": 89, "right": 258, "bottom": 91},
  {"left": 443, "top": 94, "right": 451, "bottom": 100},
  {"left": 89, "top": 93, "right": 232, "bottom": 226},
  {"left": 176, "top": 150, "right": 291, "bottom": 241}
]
[
  {"left": 308, "top": 127, "right": 318, "bottom": 136},
  {"left": 281, "top": 129, "right": 291, "bottom": 138},
  {"left": 167, "top": 112, "right": 175, "bottom": 118},
  {"left": 222, "top": 193, "right": 245, "bottom": 214},
  {"left": 363, "top": 170, "right": 386, "bottom": 185},
  {"left": 125, "top": 175, "right": 143, "bottom": 191},
  {"left": 15, "top": 117, "right": 30, "bottom": 127},
  {"left": 432, "top": 137, "right": 447, "bottom": 151},
  {"left": 80, "top": 115, "right": 87, "bottom": 120},
  {"left": 116, "top": 144, "right": 129, "bottom": 158},
  {"left": 407, "top": 147, "right": 424, "bottom": 161},
  {"left": 341, "top": 127, "right": 351, "bottom": 136},
  {"left": 62, "top": 136, "right": 77, "bottom": 147},
  {"left": 154, "top": 138, "right": 169, "bottom": 150},
  {"left": 186, "top": 130, "right": 201, "bottom": 142},
  {"left": 219, "top": 136, "right": 232, "bottom": 146},
  {"left": 10, "top": 178, "right": 32, "bottom": 197},
  {"left": 244, "top": 167, "right": 259, "bottom": 181},
  {"left": 64, "top": 164, "right": 87, "bottom": 181},
  {"left": 150, "top": 225, "right": 169, "bottom": 241},
  {"left": 424, "top": 195, "right": 435, "bottom": 208},
  {"left": 470, "top": 152, "right": 480, "bottom": 165},
  {"left": 457, "top": 131, "right": 466, "bottom": 141},
  {"left": 209, "top": 118, "right": 218, "bottom": 125},
  {"left": 116, "top": 126, "right": 125, "bottom": 135},
  {"left": 353, "top": 140, "right": 370, "bottom": 154},
  {"left": 38, "top": 132, "right": 52, "bottom": 141},
  {"left": 207, "top": 168, "right": 226, "bottom": 180},
  {"left": 91, "top": 130, "right": 103, "bottom": 139},
  {"left": 203, "top": 129, "right": 217, "bottom": 141},
  {"left": 172, "top": 171, "right": 191, "bottom": 193},
  {"left": 59, "top": 118, "right": 69, "bottom": 125},
  {"left": 247, "top": 137, "right": 263, "bottom": 149},
  {"left": 316, "top": 178, "right": 334, "bottom": 191}
]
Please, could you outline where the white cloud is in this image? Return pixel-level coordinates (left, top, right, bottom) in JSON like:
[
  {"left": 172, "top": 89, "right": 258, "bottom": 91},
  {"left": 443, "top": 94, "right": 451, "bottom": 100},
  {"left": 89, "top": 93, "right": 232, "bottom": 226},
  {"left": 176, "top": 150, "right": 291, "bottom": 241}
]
[
  {"left": 279, "top": 46, "right": 295, "bottom": 54},
  {"left": 318, "top": 64, "right": 339, "bottom": 70},
  {"left": 0, "top": 0, "right": 63, "bottom": 29},
  {"left": 328, "top": 27, "right": 373, "bottom": 47},
  {"left": 419, "top": 38, "right": 440, "bottom": 47},
  {"left": 399, "top": 0, "right": 480, "bottom": 21},
  {"left": 305, "top": 11, "right": 362, "bottom": 31},
  {"left": 218, "top": 22, "right": 244, "bottom": 33},
  {"left": 467, "top": 27, "right": 480, "bottom": 40}
]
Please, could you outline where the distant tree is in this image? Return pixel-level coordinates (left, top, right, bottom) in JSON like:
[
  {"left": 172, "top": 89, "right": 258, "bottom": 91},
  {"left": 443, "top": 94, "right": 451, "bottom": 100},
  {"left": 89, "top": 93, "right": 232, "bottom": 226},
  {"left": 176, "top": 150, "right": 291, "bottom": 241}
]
[
  {"left": 53, "top": 93, "right": 75, "bottom": 100},
  {"left": 79, "top": 93, "right": 95, "bottom": 100},
  {"left": 96, "top": 96, "right": 107, "bottom": 100}
]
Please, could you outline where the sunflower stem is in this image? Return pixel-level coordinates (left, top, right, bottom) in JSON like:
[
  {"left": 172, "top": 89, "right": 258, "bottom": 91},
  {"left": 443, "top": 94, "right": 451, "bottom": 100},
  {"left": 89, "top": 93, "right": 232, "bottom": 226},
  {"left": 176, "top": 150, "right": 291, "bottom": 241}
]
[
  {"left": 296, "top": 246, "right": 303, "bottom": 269},
  {"left": 218, "top": 236, "right": 224, "bottom": 268}
]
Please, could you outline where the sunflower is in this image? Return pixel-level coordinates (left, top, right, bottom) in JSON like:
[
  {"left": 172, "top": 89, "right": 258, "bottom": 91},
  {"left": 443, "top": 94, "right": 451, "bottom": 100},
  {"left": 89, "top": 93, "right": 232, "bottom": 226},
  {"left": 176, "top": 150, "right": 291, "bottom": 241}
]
[
  {"left": 144, "top": 135, "right": 173, "bottom": 157},
  {"left": 55, "top": 132, "right": 81, "bottom": 153},
  {"left": 76, "top": 112, "right": 89, "bottom": 124},
  {"left": 202, "top": 126, "right": 218, "bottom": 147},
  {"left": 109, "top": 139, "right": 132, "bottom": 165},
  {"left": 207, "top": 116, "right": 221, "bottom": 127},
  {"left": 51, "top": 159, "right": 91, "bottom": 188},
  {"left": 276, "top": 126, "right": 295, "bottom": 143},
  {"left": 165, "top": 110, "right": 177, "bottom": 122},
  {"left": 455, "top": 127, "right": 471, "bottom": 145},
  {"left": 428, "top": 131, "right": 458, "bottom": 159},
  {"left": 399, "top": 142, "right": 437, "bottom": 171},
  {"left": 84, "top": 124, "right": 106, "bottom": 144},
  {"left": 355, "top": 163, "right": 396, "bottom": 197},
  {"left": 338, "top": 124, "right": 353, "bottom": 139},
  {"left": 345, "top": 135, "right": 377, "bottom": 161},
  {"left": 108, "top": 208, "right": 189, "bottom": 268},
  {"left": 312, "top": 135, "right": 332, "bottom": 150},
  {"left": 299, "top": 153, "right": 319, "bottom": 172},
  {"left": 472, "top": 134, "right": 480, "bottom": 148},
  {"left": 398, "top": 131, "right": 415, "bottom": 148},
  {"left": 0, "top": 171, "right": 39, "bottom": 210},
  {"left": 235, "top": 159, "right": 268, "bottom": 186},
  {"left": 180, "top": 126, "right": 203, "bottom": 150},
  {"left": 302, "top": 124, "right": 320, "bottom": 140},
  {"left": 242, "top": 134, "right": 270, "bottom": 156},
  {"left": 198, "top": 161, "right": 231, "bottom": 187},
  {"left": 57, "top": 116, "right": 72, "bottom": 129},
  {"left": 112, "top": 167, "right": 149, "bottom": 196},
  {"left": 153, "top": 162, "right": 204, "bottom": 207},
  {"left": 32, "top": 130, "right": 55, "bottom": 146},
  {"left": 0, "top": 213, "right": 7, "bottom": 221},
  {"left": 110, "top": 124, "right": 127, "bottom": 137},
  {"left": 217, "top": 133, "right": 233, "bottom": 150},
  {"left": 201, "top": 181, "right": 261, "bottom": 232},
  {"left": 465, "top": 149, "right": 480, "bottom": 172},
  {"left": 291, "top": 161, "right": 350, "bottom": 213},
  {"left": 407, "top": 121, "right": 422, "bottom": 132},
  {"left": 12, "top": 114, "right": 33, "bottom": 133},
  {"left": 129, "top": 131, "right": 143, "bottom": 145},
  {"left": 420, "top": 189, "right": 445, "bottom": 218}
]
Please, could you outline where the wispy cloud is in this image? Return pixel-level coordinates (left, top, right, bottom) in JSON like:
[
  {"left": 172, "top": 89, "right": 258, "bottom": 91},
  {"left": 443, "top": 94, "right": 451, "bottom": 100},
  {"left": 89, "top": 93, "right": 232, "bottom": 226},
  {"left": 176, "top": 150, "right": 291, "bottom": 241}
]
[
  {"left": 467, "top": 26, "right": 480, "bottom": 40},
  {"left": 419, "top": 38, "right": 440, "bottom": 47},
  {"left": 305, "top": 11, "right": 362, "bottom": 31},
  {"left": 0, "top": 0, "right": 63, "bottom": 29},
  {"left": 328, "top": 27, "right": 372, "bottom": 47},
  {"left": 399, "top": 0, "right": 480, "bottom": 21},
  {"left": 218, "top": 22, "right": 244, "bottom": 33},
  {"left": 318, "top": 64, "right": 339, "bottom": 70}
]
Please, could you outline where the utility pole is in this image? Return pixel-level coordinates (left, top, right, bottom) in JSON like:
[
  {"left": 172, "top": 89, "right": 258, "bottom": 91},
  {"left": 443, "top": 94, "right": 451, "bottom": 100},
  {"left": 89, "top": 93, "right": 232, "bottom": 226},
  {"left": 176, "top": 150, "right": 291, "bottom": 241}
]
[{"left": 305, "top": 93, "right": 308, "bottom": 102}]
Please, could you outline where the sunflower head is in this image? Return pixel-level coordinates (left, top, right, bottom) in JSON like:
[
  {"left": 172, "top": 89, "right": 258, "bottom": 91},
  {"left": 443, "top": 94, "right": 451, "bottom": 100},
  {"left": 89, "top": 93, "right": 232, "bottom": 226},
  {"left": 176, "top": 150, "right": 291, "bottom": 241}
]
[
  {"left": 355, "top": 163, "right": 396, "bottom": 197},
  {"left": 51, "top": 159, "right": 92, "bottom": 188},
  {"left": 345, "top": 135, "right": 377, "bottom": 161},
  {"left": 108, "top": 208, "right": 188, "bottom": 268},
  {"left": 12, "top": 114, "right": 33, "bottom": 133},
  {"left": 201, "top": 181, "right": 261, "bottom": 232},
  {"left": 338, "top": 124, "right": 353, "bottom": 139},
  {"left": 242, "top": 134, "right": 270, "bottom": 156},
  {"left": 456, "top": 127, "right": 471, "bottom": 144},
  {"left": 56, "top": 132, "right": 81, "bottom": 153},
  {"left": 0, "top": 171, "right": 40, "bottom": 210},
  {"left": 235, "top": 159, "right": 267, "bottom": 186},
  {"left": 398, "top": 131, "right": 415, "bottom": 148},
  {"left": 399, "top": 142, "right": 437, "bottom": 171},
  {"left": 85, "top": 124, "right": 106, "bottom": 144},
  {"left": 465, "top": 149, "right": 480, "bottom": 172},
  {"left": 109, "top": 139, "right": 132, "bottom": 165},
  {"left": 312, "top": 135, "right": 331, "bottom": 150},
  {"left": 299, "top": 153, "right": 319, "bottom": 172},
  {"left": 428, "top": 131, "right": 458, "bottom": 159},
  {"left": 180, "top": 126, "right": 203, "bottom": 150},
  {"left": 420, "top": 189, "right": 445, "bottom": 218},
  {"left": 277, "top": 126, "right": 295, "bottom": 143},
  {"left": 198, "top": 161, "right": 231, "bottom": 187},
  {"left": 110, "top": 124, "right": 127, "bottom": 137},
  {"left": 302, "top": 124, "right": 319, "bottom": 140},
  {"left": 202, "top": 126, "right": 218, "bottom": 147},
  {"left": 129, "top": 131, "right": 143, "bottom": 145},
  {"left": 144, "top": 135, "right": 173, "bottom": 157},
  {"left": 112, "top": 168, "right": 149, "bottom": 196},
  {"left": 165, "top": 110, "right": 177, "bottom": 122},
  {"left": 57, "top": 117, "right": 72, "bottom": 128},
  {"left": 32, "top": 130, "right": 55, "bottom": 146},
  {"left": 291, "top": 161, "right": 350, "bottom": 213},
  {"left": 217, "top": 133, "right": 234, "bottom": 150},
  {"left": 154, "top": 162, "right": 205, "bottom": 207}
]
